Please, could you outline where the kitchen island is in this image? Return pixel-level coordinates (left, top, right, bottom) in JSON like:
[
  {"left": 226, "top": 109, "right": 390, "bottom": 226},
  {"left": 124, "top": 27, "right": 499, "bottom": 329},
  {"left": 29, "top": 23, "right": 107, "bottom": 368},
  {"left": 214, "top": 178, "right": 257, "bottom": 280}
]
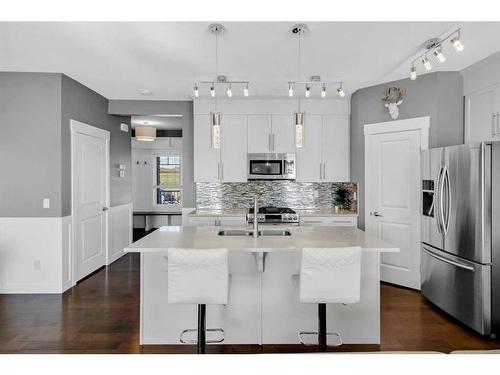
[{"left": 125, "top": 226, "right": 398, "bottom": 347}]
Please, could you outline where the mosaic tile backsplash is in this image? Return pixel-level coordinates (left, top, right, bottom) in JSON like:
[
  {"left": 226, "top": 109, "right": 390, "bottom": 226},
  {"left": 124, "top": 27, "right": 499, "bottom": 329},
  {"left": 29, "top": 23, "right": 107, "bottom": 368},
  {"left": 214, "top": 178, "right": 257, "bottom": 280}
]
[{"left": 196, "top": 181, "right": 357, "bottom": 212}]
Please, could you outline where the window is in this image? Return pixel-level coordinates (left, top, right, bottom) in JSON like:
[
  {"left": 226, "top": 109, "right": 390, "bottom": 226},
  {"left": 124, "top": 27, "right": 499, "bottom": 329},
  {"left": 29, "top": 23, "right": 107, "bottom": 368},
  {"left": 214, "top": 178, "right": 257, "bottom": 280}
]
[{"left": 155, "top": 156, "right": 182, "bottom": 206}]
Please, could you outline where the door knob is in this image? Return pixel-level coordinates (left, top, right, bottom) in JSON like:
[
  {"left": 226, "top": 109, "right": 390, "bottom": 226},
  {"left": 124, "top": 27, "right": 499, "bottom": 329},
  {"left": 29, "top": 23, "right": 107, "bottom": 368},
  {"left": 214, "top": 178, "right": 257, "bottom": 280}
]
[
  {"left": 372, "top": 211, "right": 382, "bottom": 217},
  {"left": 102, "top": 207, "right": 109, "bottom": 211}
]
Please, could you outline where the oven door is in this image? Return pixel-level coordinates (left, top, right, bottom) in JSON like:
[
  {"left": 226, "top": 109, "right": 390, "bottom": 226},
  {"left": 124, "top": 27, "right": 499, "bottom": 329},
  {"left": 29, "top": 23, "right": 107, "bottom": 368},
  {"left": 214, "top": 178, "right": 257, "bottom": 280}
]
[
  {"left": 248, "top": 159, "right": 283, "bottom": 179},
  {"left": 421, "top": 243, "right": 491, "bottom": 334}
]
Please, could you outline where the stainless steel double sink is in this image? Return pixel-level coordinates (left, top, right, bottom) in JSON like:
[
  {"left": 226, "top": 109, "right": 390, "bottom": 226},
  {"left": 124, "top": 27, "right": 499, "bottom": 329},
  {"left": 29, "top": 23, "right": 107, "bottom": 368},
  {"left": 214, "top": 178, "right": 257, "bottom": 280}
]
[{"left": 218, "top": 229, "right": 292, "bottom": 237}]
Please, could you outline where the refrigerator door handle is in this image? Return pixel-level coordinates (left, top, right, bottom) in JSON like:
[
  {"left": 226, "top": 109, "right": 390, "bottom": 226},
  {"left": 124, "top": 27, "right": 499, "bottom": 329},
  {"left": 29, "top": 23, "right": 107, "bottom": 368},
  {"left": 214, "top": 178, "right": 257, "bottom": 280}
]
[
  {"left": 435, "top": 165, "right": 444, "bottom": 234},
  {"left": 422, "top": 247, "right": 475, "bottom": 272},
  {"left": 439, "top": 165, "right": 447, "bottom": 236},
  {"left": 444, "top": 166, "right": 451, "bottom": 235}
]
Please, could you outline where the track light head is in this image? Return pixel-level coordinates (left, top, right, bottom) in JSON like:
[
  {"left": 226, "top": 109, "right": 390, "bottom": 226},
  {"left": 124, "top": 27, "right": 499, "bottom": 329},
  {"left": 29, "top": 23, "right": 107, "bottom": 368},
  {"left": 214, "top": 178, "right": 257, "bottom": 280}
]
[
  {"left": 210, "top": 86, "right": 216, "bottom": 97},
  {"left": 433, "top": 47, "right": 446, "bottom": 63},
  {"left": 226, "top": 84, "right": 233, "bottom": 98},
  {"left": 321, "top": 85, "right": 326, "bottom": 98},
  {"left": 422, "top": 55, "right": 432, "bottom": 71},
  {"left": 288, "top": 83, "right": 294, "bottom": 97},
  {"left": 305, "top": 85, "right": 311, "bottom": 98},
  {"left": 243, "top": 83, "right": 249, "bottom": 97},
  {"left": 451, "top": 36, "right": 464, "bottom": 52},
  {"left": 410, "top": 66, "right": 417, "bottom": 81},
  {"left": 337, "top": 84, "right": 345, "bottom": 98},
  {"left": 194, "top": 84, "right": 199, "bottom": 97}
]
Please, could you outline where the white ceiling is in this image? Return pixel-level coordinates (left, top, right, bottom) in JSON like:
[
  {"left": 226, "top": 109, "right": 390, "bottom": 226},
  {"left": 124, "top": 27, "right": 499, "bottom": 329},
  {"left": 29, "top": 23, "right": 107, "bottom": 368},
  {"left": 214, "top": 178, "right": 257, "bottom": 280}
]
[
  {"left": 2, "top": 22, "right": 500, "bottom": 100},
  {"left": 131, "top": 115, "right": 183, "bottom": 129}
]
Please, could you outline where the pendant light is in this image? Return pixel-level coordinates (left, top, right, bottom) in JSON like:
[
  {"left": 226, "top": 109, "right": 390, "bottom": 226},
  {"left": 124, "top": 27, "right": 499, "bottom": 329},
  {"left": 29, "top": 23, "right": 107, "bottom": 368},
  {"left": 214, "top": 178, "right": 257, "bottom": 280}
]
[
  {"left": 209, "top": 23, "right": 224, "bottom": 149},
  {"left": 291, "top": 24, "right": 308, "bottom": 148},
  {"left": 135, "top": 125, "right": 156, "bottom": 142}
]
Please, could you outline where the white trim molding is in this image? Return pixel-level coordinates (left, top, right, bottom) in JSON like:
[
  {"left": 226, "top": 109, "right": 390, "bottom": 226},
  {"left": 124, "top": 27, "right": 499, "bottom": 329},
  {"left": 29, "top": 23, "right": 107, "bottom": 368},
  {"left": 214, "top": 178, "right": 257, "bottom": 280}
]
[
  {"left": 364, "top": 116, "right": 430, "bottom": 147},
  {"left": 0, "top": 216, "right": 72, "bottom": 294},
  {"left": 107, "top": 202, "right": 133, "bottom": 265}
]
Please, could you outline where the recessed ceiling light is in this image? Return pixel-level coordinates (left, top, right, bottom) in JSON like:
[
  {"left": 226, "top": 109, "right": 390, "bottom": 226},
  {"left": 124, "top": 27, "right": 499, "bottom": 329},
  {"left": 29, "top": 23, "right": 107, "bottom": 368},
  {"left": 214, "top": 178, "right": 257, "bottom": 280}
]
[{"left": 139, "top": 89, "right": 152, "bottom": 96}]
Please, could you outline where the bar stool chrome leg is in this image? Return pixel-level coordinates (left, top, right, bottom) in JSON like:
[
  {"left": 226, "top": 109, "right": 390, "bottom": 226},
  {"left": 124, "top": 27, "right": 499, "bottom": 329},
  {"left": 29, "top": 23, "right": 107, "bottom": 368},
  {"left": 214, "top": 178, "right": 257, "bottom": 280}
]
[{"left": 198, "top": 304, "right": 206, "bottom": 354}]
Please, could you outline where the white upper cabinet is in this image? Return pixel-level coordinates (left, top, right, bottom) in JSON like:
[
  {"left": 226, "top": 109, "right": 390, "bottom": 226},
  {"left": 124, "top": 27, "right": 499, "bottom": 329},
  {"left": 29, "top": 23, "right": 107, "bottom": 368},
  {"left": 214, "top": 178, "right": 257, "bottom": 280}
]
[
  {"left": 465, "top": 85, "right": 500, "bottom": 143},
  {"left": 194, "top": 114, "right": 247, "bottom": 182},
  {"left": 271, "top": 115, "right": 295, "bottom": 153},
  {"left": 322, "top": 115, "right": 350, "bottom": 182},
  {"left": 248, "top": 115, "right": 272, "bottom": 153},
  {"left": 296, "top": 115, "right": 349, "bottom": 182},
  {"left": 221, "top": 115, "right": 248, "bottom": 182},
  {"left": 296, "top": 115, "right": 322, "bottom": 182},
  {"left": 194, "top": 114, "right": 220, "bottom": 182}
]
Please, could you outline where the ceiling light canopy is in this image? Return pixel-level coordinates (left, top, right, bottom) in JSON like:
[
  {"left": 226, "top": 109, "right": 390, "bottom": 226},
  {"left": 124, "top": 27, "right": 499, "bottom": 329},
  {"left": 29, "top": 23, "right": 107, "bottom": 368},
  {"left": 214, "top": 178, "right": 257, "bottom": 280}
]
[{"left": 409, "top": 28, "right": 465, "bottom": 81}]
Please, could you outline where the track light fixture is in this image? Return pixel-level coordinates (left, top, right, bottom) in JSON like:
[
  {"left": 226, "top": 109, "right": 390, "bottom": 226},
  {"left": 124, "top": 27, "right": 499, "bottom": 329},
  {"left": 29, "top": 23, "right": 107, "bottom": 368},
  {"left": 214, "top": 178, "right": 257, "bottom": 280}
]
[
  {"left": 289, "top": 77, "right": 346, "bottom": 98},
  {"left": 409, "top": 28, "right": 465, "bottom": 81},
  {"left": 321, "top": 85, "right": 326, "bottom": 98},
  {"left": 193, "top": 24, "right": 250, "bottom": 98},
  {"left": 288, "top": 83, "right": 294, "bottom": 97}
]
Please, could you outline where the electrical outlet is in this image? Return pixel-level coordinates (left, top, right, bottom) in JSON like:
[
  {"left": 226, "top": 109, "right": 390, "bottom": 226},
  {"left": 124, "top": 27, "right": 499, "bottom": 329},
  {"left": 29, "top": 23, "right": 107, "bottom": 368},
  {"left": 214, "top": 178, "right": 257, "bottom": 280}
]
[
  {"left": 33, "top": 259, "right": 41, "bottom": 271},
  {"left": 313, "top": 190, "right": 319, "bottom": 199},
  {"left": 43, "top": 198, "right": 50, "bottom": 208}
]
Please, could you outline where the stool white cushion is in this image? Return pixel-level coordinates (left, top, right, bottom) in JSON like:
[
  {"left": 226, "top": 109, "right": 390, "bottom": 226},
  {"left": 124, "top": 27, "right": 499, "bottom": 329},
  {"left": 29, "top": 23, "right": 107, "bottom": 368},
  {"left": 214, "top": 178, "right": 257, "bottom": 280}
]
[
  {"left": 167, "top": 248, "right": 229, "bottom": 305},
  {"left": 300, "top": 247, "right": 362, "bottom": 304}
]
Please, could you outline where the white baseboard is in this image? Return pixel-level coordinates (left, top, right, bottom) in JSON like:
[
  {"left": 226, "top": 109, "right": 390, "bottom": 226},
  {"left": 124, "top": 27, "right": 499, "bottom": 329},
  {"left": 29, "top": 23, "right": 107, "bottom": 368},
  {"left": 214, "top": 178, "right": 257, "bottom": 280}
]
[
  {"left": 0, "top": 216, "right": 72, "bottom": 294},
  {"left": 107, "top": 202, "right": 133, "bottom": 265}
]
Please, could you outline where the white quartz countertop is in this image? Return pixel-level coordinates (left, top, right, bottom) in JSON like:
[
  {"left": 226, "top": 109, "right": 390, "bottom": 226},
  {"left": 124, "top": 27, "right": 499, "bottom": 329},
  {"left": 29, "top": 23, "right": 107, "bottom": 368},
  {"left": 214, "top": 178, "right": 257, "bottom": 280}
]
[{"left": 124, "top": 226, "right": 398, "bottom": 253}]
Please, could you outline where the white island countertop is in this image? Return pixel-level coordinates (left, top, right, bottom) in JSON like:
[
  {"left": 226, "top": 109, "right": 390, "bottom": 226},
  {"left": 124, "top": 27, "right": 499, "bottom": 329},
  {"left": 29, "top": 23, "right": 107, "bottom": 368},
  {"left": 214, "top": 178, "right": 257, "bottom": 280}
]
[{"left": 125, "top": 226, "right": 398, "bottom": 253}]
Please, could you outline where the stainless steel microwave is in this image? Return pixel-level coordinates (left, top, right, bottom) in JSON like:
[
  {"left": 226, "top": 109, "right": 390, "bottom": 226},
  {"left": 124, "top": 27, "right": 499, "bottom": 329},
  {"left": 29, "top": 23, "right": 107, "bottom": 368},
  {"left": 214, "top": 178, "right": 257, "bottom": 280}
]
[{"left": 247, "top": 153, "right": 296, "bottom": 180}]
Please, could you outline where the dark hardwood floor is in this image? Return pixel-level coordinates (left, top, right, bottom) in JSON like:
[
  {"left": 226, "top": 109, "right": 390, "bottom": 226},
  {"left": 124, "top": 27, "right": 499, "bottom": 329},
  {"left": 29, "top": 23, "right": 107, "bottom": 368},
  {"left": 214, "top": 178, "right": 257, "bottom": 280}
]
[{"left": 0, "top": 230, "right": 499, "bottom": 353}]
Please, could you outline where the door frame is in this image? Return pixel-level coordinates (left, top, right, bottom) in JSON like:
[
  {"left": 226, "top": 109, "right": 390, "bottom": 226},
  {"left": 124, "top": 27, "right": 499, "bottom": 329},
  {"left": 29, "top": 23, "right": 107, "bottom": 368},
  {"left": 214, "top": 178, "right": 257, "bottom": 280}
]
[
  {"left": 364, "top": 116, "right": 429, "bottom": 288},
  {"left": 70, "top": 119, "right": 110, "bottom": 286}
]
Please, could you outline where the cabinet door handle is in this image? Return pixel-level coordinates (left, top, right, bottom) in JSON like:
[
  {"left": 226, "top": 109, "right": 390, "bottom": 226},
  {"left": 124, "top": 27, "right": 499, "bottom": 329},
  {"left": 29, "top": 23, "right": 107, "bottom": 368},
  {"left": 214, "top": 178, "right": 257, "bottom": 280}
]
[
  {"left": 319, "top": 163, "right": 323, "bottom": 179},
  {"left": 221, "top": 163, "right": 224, "bottom": 180},
  {"left": 497, "top": 112, "right": 500, "bottom": 137},
  {"left": 322, "top": 163, "right": 326, "bottom": 180},
  {"left": 217, "top": 162, "right": 220, "bottom": 180},
  {"left": 272, "top": 134, "right": 276, "bottom": 151},
  {"left": 269, "top": 134, "right": 272, "bottom": 151},
  {"left": 492, "top": 113, "right": 497, "bottom": 137}
]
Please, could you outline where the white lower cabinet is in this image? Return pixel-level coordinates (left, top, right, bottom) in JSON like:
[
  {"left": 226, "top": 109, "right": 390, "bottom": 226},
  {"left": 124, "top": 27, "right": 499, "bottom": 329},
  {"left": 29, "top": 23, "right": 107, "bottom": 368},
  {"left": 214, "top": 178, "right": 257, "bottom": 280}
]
[
  {"left": 299, "top": 216, "right": 358, "bottom": 227},
  {"left": 220, "top": 216, "right": 247, "bottom": 227},
  {"left": 186, "top": 216, "right": 219, "bottom": 226}
]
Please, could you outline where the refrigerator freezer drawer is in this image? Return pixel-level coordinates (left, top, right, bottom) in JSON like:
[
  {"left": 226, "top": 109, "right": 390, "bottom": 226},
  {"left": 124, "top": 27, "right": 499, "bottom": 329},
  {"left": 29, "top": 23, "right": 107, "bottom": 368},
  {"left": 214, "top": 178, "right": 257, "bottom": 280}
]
[{"left": 421, "top": 244, "right": 491, "bottom": 335}]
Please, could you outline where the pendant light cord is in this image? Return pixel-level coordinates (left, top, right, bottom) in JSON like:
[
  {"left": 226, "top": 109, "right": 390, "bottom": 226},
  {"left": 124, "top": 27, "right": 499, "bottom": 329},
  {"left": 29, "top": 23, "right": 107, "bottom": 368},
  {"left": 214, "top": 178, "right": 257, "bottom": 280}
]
[
  {"left": 298, "top": 31, "right": 301, "bottom": 112},
  {"left": 215, "top": 31, "right": 218, "bottom": 112}
]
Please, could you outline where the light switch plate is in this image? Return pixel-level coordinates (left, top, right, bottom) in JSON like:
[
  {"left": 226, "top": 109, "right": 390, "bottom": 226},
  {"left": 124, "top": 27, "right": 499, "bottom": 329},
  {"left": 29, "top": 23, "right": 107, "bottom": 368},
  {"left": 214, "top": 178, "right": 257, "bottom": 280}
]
[
  {"left": 120, "top": 123, "right": 129, "bottom": 132},
  {"left": 43, "top": 198, "right": 50, "bottom": 208}
]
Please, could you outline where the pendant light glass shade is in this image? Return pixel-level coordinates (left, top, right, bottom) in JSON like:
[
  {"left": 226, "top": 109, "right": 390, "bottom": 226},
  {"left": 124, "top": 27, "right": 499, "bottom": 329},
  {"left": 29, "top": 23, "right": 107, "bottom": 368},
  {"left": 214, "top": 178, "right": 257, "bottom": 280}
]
[
  {"left": 211, "top": 112, "right": 222, "bottom": 149},
  {"left": 294, "top": 112, "right": 305, "bottom": 148},
  {"left": 135, "top": 126, "right": 156, "bottom": 141}
]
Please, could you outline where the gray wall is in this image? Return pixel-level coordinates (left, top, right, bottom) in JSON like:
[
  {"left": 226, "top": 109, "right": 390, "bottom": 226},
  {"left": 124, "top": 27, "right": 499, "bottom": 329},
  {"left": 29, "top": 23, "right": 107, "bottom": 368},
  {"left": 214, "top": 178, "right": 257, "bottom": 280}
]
[
  {"left": 61, "top": 75, "right": 131, "bottom": 216},
  {"left": 108, "top": 100, "right": 195, "bottom": 207},
  {"left": 350, "top": 71, "right": 463, "bottom": 229},
  {"left": 0, "top": 72, "right": 63, "bottom": 217},
  {"left": 0, "top": 72, "right": 131, "bottom": 217}
]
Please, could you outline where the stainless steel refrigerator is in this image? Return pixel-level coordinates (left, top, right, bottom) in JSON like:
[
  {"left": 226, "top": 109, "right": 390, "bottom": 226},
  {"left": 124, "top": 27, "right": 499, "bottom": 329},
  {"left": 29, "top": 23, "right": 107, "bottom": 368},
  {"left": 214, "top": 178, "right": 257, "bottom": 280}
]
[{"left": 421, "top": 142, "right": 500, "bottom": 336}]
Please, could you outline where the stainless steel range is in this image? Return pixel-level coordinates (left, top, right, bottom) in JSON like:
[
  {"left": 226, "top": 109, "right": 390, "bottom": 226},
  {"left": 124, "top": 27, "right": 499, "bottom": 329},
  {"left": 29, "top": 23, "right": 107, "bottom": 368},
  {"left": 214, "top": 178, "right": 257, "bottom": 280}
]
[{"left": 246, "top": 206, "right": 299, "bottom": 225}]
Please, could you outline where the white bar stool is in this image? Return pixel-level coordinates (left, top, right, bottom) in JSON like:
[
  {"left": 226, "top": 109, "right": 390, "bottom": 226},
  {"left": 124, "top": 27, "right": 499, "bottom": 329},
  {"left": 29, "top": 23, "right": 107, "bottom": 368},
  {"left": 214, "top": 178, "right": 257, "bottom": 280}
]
[
  {"left": 299, "top": 247, "right": 362, "bottom": 352},
  {"left": 167, "top": 248, "right": 229, "bottom": 354}
]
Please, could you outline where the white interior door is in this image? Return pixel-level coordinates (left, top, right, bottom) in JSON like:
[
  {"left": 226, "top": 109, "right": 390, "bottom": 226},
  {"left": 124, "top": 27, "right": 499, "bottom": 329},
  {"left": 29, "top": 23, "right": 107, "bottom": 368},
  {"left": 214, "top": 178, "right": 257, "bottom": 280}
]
[
  {"left": 72, "top": 121, "right": 109, "bottom": 282},
  {"left": 365, "top": 122, "right": 425, "bottom": 290}
]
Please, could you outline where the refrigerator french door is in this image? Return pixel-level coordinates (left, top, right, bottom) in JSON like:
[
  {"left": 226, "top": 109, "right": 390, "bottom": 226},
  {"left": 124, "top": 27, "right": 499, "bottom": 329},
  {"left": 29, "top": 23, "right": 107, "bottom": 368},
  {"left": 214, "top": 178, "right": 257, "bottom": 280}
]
[{"left": 421, "top": 142, "right": 500, "bottom": 336}]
